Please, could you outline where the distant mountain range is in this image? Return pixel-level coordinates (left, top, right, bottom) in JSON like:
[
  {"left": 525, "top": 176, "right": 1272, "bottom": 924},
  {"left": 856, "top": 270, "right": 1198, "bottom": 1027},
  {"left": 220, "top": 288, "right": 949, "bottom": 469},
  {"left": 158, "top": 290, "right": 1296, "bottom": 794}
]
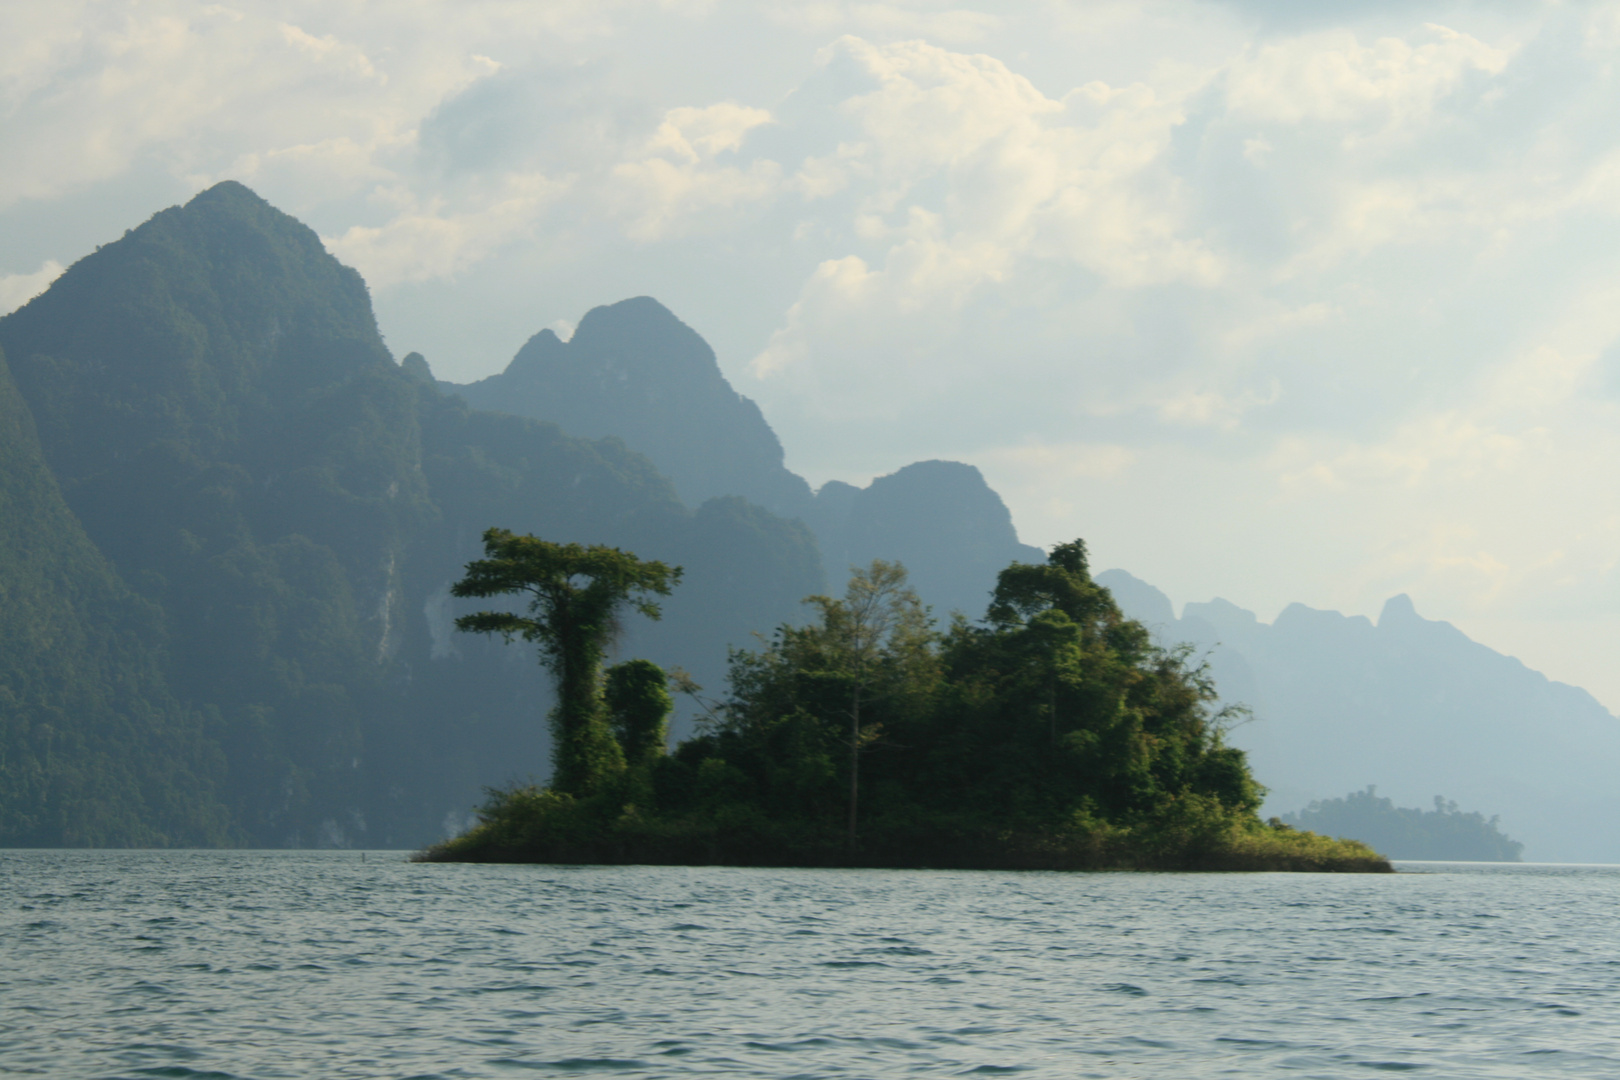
[
  {"left": 1099, "top": 570, "right": 1620, "bottom": 862},
  {"left": 4, "top": 180, "right": 1617, "bottom": 859},
  {"left": 445, "top": 296, "right": 1043, "bottom": 619},
  {"left": 446, "top": 290, "right": 1620, "bottom": 861}
]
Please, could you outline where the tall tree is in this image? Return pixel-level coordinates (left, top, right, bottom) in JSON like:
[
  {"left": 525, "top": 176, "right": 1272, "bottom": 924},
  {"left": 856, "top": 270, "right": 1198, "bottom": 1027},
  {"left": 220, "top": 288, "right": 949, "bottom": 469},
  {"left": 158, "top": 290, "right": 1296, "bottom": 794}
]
[
  {"left": 451, "top": 529, "right": 681, "bottom": 795},
  {"left": 806, "top": 561, "right": 933, "bottom": 849}
]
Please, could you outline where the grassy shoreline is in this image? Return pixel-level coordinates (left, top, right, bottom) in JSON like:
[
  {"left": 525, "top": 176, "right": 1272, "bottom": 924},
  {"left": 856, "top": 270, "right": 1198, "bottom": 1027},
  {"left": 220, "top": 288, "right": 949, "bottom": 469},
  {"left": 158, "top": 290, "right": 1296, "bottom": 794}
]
[{"left": 412, "top": 792, "right": 1391, "bottom": 873}]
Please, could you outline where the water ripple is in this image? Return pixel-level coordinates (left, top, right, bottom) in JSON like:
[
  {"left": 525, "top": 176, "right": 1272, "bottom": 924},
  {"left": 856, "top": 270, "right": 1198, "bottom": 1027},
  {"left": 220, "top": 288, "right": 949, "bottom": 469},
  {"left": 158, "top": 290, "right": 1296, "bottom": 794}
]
[{"left": 4, "top": 853, "right": 1620, "bottom": 1078}]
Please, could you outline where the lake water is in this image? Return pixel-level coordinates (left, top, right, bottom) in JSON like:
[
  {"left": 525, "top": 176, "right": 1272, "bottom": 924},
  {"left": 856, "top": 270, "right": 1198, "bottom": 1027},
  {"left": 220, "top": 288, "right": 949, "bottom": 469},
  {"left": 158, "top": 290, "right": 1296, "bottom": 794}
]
[{"left": 5, "top": 853, "right": 1620, "bottom": 1079}]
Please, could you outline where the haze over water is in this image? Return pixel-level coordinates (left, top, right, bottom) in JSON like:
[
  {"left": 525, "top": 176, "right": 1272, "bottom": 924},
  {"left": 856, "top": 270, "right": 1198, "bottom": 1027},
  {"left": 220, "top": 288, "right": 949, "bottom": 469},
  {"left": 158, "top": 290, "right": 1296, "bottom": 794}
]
[{"left": 6, "top": 852, "right": 1618, "bottom": 1078}]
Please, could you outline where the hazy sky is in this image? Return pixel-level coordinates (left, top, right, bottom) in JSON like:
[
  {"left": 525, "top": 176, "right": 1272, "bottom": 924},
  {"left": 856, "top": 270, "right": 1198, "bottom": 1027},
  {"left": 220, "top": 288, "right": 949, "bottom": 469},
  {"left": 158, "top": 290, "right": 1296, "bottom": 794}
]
[{"left": 7, "top": 0, "right": 1620, "bottom": 709}]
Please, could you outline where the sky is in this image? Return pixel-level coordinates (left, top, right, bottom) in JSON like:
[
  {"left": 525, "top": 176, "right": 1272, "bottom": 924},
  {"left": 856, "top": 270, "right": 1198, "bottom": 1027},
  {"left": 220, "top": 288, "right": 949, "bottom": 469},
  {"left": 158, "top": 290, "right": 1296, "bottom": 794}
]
[{"left": 6, "top": 0, "right": 1620, "bottom": 710}]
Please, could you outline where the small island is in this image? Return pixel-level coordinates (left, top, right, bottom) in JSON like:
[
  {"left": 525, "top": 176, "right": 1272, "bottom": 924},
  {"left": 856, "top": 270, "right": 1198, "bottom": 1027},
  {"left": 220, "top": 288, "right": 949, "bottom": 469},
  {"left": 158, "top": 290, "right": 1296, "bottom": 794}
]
[
  {"left": 417, "top": 530, "right": 1389, "bottom": 872},
  {"left": 1283, "top": 788, "right": 1523, "bottom": 862}
]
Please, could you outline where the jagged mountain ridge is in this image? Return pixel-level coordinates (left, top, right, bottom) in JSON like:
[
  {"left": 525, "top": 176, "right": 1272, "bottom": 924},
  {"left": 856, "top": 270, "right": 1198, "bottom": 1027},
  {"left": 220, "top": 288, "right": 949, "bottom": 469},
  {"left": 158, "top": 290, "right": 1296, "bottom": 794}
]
[
  {"left": 17, "top": 179, "right": 1602, "bottom": 862},
  {"left": 442, "top": 299, "right": 1044, "bottom": 620},
  {"left": 454, "top": 297, "right": 814, "bottom": 516},
  {"left": 811, "top": 461, "right": 1045, "bottom": 619},
  {"left": 0, "top": 182, "right": 823, "bottom": 847},
  {"left": 1097, "top": 569, "right": 1620, "bottom": 862}
]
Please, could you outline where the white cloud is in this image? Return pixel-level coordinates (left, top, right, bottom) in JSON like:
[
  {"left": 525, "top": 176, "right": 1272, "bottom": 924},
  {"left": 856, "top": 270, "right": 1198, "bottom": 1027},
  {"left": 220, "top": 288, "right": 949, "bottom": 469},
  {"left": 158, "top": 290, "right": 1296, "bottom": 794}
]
[
  {"left": 0, "top": 1, "right": 636, "bottom": 211},
  {"left": 278, "top": 22, "right": 382, "bottom": 81},
  {"left": 1219, "top": 300, "right": 1338, "bottom": 352},
  {"left": 815, "top": 35, "right": 1215, "bottom": 287},
  {"left": 767, "top": 1, "right": 1000, "bottom": 43},
  {"left": 647, "top": 102, "right": 773, "bottom": 161},
  {"left": 1225, "top": 24, "right": 1510, "bottom": 130},
  {"left": 323, "top": 173, "right": 569, "bottom": 288},
  {"left": 747, "top": 35, "right": 1223, "bottom": 409},
  {"left": 609, "top": 103, "right": 782, "bottom": 240},
  {"left": 1153, "top": 379, "right": 1283, "bottom": 430}
]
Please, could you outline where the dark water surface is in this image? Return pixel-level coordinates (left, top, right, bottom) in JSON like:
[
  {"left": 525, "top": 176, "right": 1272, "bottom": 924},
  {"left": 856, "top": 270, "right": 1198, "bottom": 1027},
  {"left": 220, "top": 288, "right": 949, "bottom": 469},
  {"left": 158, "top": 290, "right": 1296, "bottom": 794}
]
[{"left": 4, "top": 853, "right": 1619, "bottom": 1078}]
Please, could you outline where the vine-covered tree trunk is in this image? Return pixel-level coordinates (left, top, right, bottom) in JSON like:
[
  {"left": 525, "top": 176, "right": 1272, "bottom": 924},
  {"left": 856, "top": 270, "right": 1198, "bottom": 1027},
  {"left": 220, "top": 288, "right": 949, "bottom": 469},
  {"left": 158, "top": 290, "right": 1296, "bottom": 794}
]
[{"left": 551, "top": 616, "right": 624, "bottom": 795}]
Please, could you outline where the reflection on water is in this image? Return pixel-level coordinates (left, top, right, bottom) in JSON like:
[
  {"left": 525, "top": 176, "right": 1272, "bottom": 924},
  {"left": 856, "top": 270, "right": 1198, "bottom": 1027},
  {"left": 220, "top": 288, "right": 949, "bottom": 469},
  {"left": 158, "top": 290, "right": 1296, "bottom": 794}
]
[{"left": 4, "top": 851, "right": 1619, "bottom": 1078}]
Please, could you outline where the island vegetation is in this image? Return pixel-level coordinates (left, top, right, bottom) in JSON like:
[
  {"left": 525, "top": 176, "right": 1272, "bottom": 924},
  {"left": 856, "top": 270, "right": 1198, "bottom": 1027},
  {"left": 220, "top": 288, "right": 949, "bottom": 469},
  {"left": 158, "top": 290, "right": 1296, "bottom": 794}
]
[
  {"left": 418, "top": 530, "right": 1390, "bottom": 872},
  {"left": 1281, "top": 787, "right": 1523, "bottom": 862}
]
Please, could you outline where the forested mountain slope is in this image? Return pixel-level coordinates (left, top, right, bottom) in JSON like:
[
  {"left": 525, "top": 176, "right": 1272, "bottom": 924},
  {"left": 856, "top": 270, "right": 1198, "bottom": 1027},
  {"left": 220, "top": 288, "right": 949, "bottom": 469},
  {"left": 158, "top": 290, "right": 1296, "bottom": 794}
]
[
  {"left": 0, "top": 345, "right": 230, "bottom": 845},
  {"left": 1098, "top": 569, "right": 1620, "bottom": 862},
  {"left": 0, "top": 182, "right": 821, "bottom": 847}
]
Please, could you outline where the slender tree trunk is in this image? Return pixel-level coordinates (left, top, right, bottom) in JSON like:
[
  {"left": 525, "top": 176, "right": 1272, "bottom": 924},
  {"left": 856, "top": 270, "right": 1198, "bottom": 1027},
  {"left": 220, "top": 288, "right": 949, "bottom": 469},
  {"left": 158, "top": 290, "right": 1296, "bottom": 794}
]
[
  {"left": 847, "top": 685, "right": 861, "bottom": 851},
  {"left": 552, "top": 638, "right": 594, "bottom": 795},
  {"left": 552, "top": 626, "right": 623, "bottom": 795},
  {"left": 1049, "top": 674, "right": 1057, "bottom": 748}
]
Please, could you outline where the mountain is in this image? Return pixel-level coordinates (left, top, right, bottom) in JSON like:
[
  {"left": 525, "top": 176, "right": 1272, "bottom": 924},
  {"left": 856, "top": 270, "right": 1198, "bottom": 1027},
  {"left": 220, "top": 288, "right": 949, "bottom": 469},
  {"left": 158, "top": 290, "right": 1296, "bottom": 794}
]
[
  {"left": 0, "top": 182, "right": 822, "bottom": 847},
  {"left": 453, "top": 298, "right": 814, "bottom": 517},
  {"left": 0, "top": 345, "right": 230, "bottom": 845},
  {"left": 444, "top": 302, "right": 1044, "bottom": 620},
  {"left": 810, "top": 460, "right": 1045, "bottom": 619},
  {"left": 1096, "top": 569, "right": 1620, "bottom": 862},
  {"left": 10, "top": 180, "right": 1615, "bottom": 859}
]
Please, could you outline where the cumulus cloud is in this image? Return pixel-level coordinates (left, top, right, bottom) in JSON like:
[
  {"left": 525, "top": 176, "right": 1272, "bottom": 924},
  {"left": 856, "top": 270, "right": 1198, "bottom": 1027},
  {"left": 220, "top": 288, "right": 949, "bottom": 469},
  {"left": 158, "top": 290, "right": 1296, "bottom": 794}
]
[
  {"left": 609, "top": 103, "right": 782, "bottom": 240},
  {"left": 1224, "top": 24, "right": 1509, "bottom": 128},
  {"left": 766, "top": 1, "right": 1001, "bottom": 43},
  {"left": 323, "top": 174, "right": 570, "bottom": 288},
  {"left": 747, "top": 35, "right": 1223, "bottom": 415}
]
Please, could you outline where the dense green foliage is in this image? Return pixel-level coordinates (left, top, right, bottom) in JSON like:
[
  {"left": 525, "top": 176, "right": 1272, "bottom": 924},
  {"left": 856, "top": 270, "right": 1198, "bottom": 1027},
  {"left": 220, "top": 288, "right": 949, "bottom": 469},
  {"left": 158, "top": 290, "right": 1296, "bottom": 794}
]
[
  {"left": 606, "top": 659, "right": 674, "bottom": 767},
  {"left": 451, "top": 530, "right": 680, "bottom": 794},
  {"left": 1281, "top": 787, "right": 1524, "bottom": 862},
  {"left": 0, "top": 182, "right": 824, "bottom": 847},
  {"left": 424, "top": 544, "right": 1388, "bottom": 871}
]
